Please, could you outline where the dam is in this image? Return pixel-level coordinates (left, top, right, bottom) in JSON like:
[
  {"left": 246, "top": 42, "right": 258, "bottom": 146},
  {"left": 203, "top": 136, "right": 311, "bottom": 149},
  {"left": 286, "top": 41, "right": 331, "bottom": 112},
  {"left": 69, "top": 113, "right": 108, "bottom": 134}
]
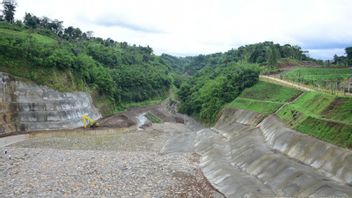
[{"left": 1, "top": 72, "right": 352, "bottom": 197}]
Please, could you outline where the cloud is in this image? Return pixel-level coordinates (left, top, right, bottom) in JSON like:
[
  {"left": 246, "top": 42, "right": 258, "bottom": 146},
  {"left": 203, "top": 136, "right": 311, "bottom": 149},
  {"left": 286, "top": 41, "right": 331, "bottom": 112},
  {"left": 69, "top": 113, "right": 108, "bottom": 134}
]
[
  {"left": 93, "top": 18, "right": 165, "bottom": 34},
  {"left": 307, "top": 48, "right": 346, "bottom": 60},
  {"left": 14, "top": 0, "right": 352, "bottom": 60},
  {"left": 301, "top": 41, "right": 352, "bottom": 50}
]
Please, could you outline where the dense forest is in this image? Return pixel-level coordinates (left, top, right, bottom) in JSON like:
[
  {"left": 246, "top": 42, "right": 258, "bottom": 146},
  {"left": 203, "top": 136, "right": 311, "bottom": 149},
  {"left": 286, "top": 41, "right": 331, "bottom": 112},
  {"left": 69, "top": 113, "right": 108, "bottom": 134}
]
[
  {"left": 161, "top": 41, "right": 318, "bottom": 75},
  {"left": 177, "top": 63, "right": 259, "bottom": 122}
]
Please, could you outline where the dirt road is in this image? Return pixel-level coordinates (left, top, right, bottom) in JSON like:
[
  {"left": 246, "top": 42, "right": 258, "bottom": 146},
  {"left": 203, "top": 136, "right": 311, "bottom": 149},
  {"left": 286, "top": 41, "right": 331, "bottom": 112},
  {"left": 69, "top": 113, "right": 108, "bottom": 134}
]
[{"left": 260, "top": 75, "right": 313, "bottom": 91}]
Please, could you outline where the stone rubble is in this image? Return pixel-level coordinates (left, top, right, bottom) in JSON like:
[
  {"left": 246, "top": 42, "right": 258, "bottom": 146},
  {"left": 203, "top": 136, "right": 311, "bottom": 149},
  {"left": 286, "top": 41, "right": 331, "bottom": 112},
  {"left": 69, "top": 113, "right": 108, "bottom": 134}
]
[{"left": 0, "top": 123, "right": 222, "bottom": 198}]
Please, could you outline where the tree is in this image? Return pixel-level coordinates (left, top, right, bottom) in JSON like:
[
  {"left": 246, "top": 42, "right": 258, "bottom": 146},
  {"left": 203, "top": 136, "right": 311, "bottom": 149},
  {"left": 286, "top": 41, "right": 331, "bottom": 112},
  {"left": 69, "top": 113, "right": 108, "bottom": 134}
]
[
  {"left": 267, "top": 46, "right": 279, "bottom": 66},
  {"left": 86, "top": 31, "right": 94, "bottom": 39},
  {"left": 63, "top": 26, "right": 82, "bottom": 40},
  {"left": 2, "top": 0, "right": 17, "bottom": 23},
  {"left": 346, "top": 47, "right": 352, "bottom": 65},
  {"left": 333, "top": 54, "right": 347, "bottom": 66},
  {"left": 24, "top": 13, "right": 40, "bottom": 28},
  {"left": 48, "top": 19, "right": 63, "bottom": 34}
]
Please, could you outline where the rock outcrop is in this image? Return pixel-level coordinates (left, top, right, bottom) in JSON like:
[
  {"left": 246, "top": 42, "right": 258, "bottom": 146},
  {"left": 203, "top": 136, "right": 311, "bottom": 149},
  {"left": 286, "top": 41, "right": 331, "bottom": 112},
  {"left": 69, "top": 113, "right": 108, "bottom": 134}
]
[
  {"left": 195, "top": 108, "right": 352, "bottom": 197},
  {"left": 0, "top": 72, "right": 101, "bottom": 135}
]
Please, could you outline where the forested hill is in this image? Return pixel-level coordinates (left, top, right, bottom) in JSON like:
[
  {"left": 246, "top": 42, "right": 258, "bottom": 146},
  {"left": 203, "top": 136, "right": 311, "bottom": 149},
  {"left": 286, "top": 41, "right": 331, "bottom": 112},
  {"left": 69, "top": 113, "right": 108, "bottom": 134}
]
[
  {"left": 0, "top": 12, "right": 321, "bottom": 120},
  {"left": 161, "top": 41, "right": 319, "bottom": 75},
  {"left": 0, "top": 16, "right": 171, "bottom": 114}
]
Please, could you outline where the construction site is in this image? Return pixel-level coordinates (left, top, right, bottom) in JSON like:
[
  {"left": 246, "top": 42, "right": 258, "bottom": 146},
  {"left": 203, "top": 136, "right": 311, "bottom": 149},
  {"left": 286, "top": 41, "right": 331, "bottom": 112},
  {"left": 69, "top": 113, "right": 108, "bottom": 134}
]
[{"left": 1, "top": 71, "right": 352, "bottom": 197}]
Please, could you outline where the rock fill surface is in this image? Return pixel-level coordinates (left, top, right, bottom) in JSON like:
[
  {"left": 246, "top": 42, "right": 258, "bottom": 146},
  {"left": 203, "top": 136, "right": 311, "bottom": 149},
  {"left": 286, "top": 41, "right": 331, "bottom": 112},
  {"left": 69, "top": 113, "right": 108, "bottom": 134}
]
[{"left": 0, "top": 72, "right": 101, "bottom": 135}]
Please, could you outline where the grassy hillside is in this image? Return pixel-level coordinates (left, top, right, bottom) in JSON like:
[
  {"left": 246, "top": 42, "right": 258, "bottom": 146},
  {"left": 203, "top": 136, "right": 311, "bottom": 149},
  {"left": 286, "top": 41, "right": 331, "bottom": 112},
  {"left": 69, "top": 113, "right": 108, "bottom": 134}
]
[
  {"left": 229, "top": 98, "right": 283, "bottom": 114},
  {"left": 321, "top": 97, "right": 352, "bottom": 123},
  {"left": 277, "top": 92, "right": 352, "bottom": 148},
  {"left": 228, "top": 81, "right": 302, "bottom": 114},
  {"left": 0, "top": 27, "right": 57, "bottom": 45},
  {"left": 228, "top": 81, "right": 352, "bottom": 148},
  {"left": 281, "top": 67, "right": 351, "bottom": 91},
  {"left": 0, "top": 57, "right": 86, "bottom": 92},
  {"left": 277, "top": 92, "right": 335, "bottom": 126},
  {"left": 0, "top": 22, "right": 171, "bottom": 115}
]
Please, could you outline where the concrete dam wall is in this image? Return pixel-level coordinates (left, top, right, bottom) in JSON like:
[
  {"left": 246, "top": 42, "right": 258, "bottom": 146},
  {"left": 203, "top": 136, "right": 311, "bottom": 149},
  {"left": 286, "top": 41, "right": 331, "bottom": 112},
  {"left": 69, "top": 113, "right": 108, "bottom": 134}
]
[
  {"left": 195, "top": 108, "right": 352, "bottom": 197},
  {"left": 0, "top": 72, "right": 101, "bottom": 135}
]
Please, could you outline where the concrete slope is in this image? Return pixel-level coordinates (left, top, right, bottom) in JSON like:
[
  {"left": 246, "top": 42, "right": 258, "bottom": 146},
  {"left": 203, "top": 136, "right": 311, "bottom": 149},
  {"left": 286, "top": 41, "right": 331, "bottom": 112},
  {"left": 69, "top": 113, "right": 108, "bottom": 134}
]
[
  {"left": 0, "top": 72, "right": 101, "bottom": 135},
  {"left": 260, "top": 115, "right": 352, "bottom": 185},
  {"left": 195, "top": 108, "right": 352, "bottom": 197}
]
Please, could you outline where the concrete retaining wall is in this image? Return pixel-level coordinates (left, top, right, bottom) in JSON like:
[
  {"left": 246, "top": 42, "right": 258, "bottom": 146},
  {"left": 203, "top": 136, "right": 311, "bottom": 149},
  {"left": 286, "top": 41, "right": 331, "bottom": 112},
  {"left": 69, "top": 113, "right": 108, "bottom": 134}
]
[
  {"left": 259, "top": 115, "right": 352, "bottom": 185},
  {"left": 195, "top": 108, "right": 352, "bottom": 197}
]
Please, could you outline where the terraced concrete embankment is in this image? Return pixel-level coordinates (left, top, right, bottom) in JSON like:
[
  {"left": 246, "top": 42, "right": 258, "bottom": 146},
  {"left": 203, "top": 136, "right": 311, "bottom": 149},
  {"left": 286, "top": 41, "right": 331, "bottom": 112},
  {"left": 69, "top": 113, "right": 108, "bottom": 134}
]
[
  {"left": 0, "top": 72, "right": 101, "bottom": 135},
  {"left": 195, "top": 108, "right": 352, "bottom": 197}
]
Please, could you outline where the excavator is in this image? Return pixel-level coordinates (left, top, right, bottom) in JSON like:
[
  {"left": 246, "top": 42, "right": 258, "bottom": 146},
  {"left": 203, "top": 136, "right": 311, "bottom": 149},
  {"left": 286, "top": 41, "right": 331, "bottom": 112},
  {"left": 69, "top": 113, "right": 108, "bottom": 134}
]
[{"left": 82, "top": 115, "right": 100, "bottom": 128}]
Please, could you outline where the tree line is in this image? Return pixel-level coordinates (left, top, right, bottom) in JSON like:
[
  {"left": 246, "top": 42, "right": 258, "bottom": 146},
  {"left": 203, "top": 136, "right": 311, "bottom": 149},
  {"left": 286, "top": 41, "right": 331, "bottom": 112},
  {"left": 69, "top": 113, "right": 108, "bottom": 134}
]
[
  {"left": 161, "top": 41, "right": 316, "bottom": 75},
  {"left": 333, "top": 47, "right": 352, "bottom": 66}
]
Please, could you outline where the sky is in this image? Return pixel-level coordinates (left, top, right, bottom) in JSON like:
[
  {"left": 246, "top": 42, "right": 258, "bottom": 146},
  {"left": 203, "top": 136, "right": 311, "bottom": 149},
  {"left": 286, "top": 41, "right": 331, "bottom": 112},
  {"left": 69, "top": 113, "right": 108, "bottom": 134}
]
[{"left": 14, "top": 0, "right": 352, "bottom": 60}]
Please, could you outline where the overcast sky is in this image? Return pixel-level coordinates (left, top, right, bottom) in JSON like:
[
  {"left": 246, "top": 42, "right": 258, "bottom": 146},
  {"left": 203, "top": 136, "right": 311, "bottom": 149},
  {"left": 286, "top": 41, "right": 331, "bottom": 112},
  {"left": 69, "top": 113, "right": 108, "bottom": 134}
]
[{"left": 15, "top": 0, "right": 352, "bottom": 60}]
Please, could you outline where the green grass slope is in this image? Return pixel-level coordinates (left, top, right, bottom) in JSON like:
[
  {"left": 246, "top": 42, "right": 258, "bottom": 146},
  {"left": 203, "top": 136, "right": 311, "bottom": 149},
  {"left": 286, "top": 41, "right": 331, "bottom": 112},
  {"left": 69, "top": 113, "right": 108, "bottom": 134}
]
[
  {"left": 321, "top": 97, "right": 352, "bottom": 124},
  {"left": 228, "top": 81, "right": 352, "bottom": 148},
  {"left": 281, "top": 67, "right": 351, "bottom": 90},
  {"left": 0, "top": 27, "right": 57, "bottom": 45},
  {"left": 228, "top": 81, "right": 302, "bottom": 114},
  {"left": 277, "top": 91, "right": 352, "bottom": 148},
  {"left": 277, "top": 92, "right": 335, "bottom": 126}
]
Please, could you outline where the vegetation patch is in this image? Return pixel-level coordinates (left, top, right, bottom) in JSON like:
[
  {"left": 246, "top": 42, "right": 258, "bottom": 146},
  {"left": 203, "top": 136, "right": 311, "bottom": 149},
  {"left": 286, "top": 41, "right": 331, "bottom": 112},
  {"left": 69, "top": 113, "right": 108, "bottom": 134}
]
[
  {"left": 295, "top": 116, "right": 352, "bottom": 148},
  {"left": 227, "top": 81, "right": 302, "bottom": 114},
  {"left": 283, "top": 92, "right": 335, "bottom": 115},
  {"left": 276, "top": 91, "right": 352, "bottom": 148},
  {"left": 145, "top": 112, "right": 162, "bottom": 123},
  {"left": 321, "top": 97, "right": 352, "bottom": 124},
  {"left": 161, "top": 41, "right": 317, "bottom": 75},
  {"left": 239, "top": 81, "right": 302, "bottom": 103},
  {"left": 0, "top": 22, "right": 171, "bottom": 115},
  {"left": 0, "top": 26, "right": 57, "bottom": 45},
  {"left": 177, "top": 64, "right": 260, "bottom": 123},
  {"left": 276, "top": 106, "right": 308, "bottom": 127},
  {"left": 230, "top": 80, "right": 352, "bottom": 148},
  {"left": 281, "top": 67, "right": 351, "bottom": 90},
  {"left": 276, "top": 92, "right": 335, "bottom": 128},
  {"left": 228, "top": 98, "right": 283, "bottom": 114},
  {"left": 0, "top": 57, "right": 86, "bottom": 92}
]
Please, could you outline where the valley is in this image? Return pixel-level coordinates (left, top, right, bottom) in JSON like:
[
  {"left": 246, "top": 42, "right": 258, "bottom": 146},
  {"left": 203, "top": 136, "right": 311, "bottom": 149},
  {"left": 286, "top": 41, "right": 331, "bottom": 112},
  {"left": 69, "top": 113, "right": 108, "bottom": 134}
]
[{"left": 1, "top": 1, "right": 352, "bottom": 197}]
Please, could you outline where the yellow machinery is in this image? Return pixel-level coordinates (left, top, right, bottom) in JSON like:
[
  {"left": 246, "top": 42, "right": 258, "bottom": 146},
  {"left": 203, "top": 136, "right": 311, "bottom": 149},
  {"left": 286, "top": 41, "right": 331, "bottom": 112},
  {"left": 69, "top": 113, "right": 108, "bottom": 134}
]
[{"left": 82, "top": 115, "right": 100, "bottom": 128}]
